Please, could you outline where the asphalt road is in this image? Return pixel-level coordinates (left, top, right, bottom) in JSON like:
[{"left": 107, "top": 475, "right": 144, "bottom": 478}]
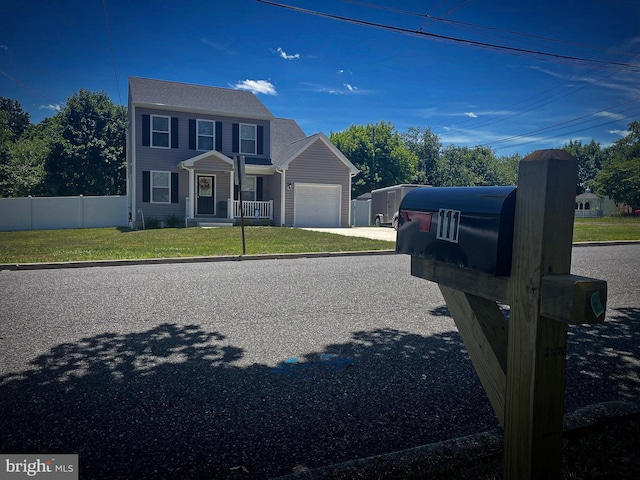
[{"left": 1, "top": 245, "right": 638, "bottom": 479}]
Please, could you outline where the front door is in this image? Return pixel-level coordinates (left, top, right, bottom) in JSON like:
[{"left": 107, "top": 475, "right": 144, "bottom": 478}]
[{"left": 196, "top": 175, "right": 215, "bottom": 215}]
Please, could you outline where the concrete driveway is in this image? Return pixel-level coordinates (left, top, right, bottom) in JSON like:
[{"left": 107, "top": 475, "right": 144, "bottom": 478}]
[{"left": 302, "top": 226, "right": 397, "bottom": 242}]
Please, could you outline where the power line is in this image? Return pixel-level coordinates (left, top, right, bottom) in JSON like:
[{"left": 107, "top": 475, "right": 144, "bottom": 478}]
[
  {"left": 344, "top": 0, "right": 635, "bottom": 58},
  {"left": 482, "top": 98, "right": 640, "bottom": 148},
  {"left": 441, "top": 66, "right": 623, "bottom": 135},
  {"left": 0, "top": 68, "right": 65, "bottom": 107},
  {"left": 493, "top": 112, "right": 639, "bottom": 150},
  {"left": 257, "top": 0, "right": 640, "bottom": 72},
  {"left": 103, "top": 0, "right": 122, "bottom": 105}
]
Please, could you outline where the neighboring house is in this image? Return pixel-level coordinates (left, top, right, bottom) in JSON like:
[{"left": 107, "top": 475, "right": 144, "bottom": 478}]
[{"left": 127, "top": 77, "right": 358, "bottom": 228}]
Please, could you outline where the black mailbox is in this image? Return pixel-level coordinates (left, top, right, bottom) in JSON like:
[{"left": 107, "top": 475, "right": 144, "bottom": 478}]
[{"left": 396, "top": 186, "right": 517, "bottom": 276}]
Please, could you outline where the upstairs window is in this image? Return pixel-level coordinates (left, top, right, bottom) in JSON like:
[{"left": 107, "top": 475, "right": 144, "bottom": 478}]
[
  {"left": 240, "top": 123, "right": 257, "bottom": 155},
  {"left": 151, "top": 115, "right": 170, "bottom": 148},
  {"left": 197, "top": 120, "right": 215, "bottom": 151}
]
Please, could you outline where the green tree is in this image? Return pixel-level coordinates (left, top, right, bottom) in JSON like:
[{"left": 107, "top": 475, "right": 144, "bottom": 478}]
[
  {"left": 402, "top": 126, "right": 441, "bottom": 185},
  {"left": 435, "top": 145, "right": 512, "bottom": 186},
  {"left": 44, "top": 89, "right": 126, "bottom": 196},
  {"left": 0, "top": 98, "right": 32, "bottom": 196},
  {"left": 330, "top": 121, "right": 418, "bottom": 197},
  {"left": 1, "top": 118, "right": 62, "bottom": 197},
  {"left": 495, "top": 153, "right": 521, "bottom": 186},
  {"left": 563, "top": 139, "right": 604, "bottom": 193},
  {"left": 0, "top": 97, "right": 30, "bottom": 140},
  {"left": 595, "top": 122, "right": 640, "bottom": 212}
]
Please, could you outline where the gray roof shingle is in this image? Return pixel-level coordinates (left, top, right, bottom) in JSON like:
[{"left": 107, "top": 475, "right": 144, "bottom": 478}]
[
  {"left": 270, "top": 118, "right": 308, "bottom": 166},
  {"left": 128, "top": 77, "right": 274, "bottom": 120}
]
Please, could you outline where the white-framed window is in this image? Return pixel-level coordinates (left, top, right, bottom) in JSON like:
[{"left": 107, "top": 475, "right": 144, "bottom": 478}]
[
  {"left": 197, "top": 119, "right": 214, "bottom": 151},
  {"left": 151, "top": 170, "right": 170, "bottom": 203},
  {"left": 151, "top": 115, "right": 170, "bottom": 148},
  {"left": 235, "top": 176, "right": 256, "bottom": 201},
  {"left": 243, "top": 176, "right": 256, "bottom": 201},
  {"left": 240, "top": 123, "right": 257, "bottom": 155}
]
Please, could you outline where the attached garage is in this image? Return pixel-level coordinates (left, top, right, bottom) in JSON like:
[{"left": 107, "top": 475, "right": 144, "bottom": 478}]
[{"left": 293, "top": 183, "right": 342, "bottom": 227}]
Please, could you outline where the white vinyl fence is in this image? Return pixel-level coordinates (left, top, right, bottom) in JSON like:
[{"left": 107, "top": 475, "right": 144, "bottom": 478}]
[{"left": 0, "top": 195, "right": 128, "bottom": 232}]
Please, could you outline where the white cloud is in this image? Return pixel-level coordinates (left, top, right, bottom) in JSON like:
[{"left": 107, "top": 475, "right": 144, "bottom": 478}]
[
  {"left": 232, "top": 80, "right": 277, "bottom": 95},
  {"left": 608, "top": 129, "right": 630, "bottom": 137},
  {"left": 596, "top": 111, "right": 628, "bottom": 121},
  {"left": 465, "top": 112, "right": 478, "bottom": 118},
  {"left": 300, "top": 82, "right": 370, "bottom": 95},
  {"left": 276, "top": 47, "right": 300, "bottom": 60},
  {"left": 39, "top": 104, "right": 62, "bottom": 112},
  {"left": 0, "top": 45, "right": 8, "bottom": 51}
]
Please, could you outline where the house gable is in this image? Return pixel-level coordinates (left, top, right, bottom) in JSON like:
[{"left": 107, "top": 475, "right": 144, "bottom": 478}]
[
  {"left": 283, "top": 139, "right": 356, "bottom": 227},
  {"left": 276, "top": 133, "right": 358, "bottom": 175}
]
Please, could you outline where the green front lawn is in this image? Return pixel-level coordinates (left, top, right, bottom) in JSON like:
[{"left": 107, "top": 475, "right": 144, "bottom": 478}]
[
  {"left": 0, "top": 218, "right": 637, "bottom": 264},
  {"left": 0, "top": 227, "right": 395, "bottom": 264}
]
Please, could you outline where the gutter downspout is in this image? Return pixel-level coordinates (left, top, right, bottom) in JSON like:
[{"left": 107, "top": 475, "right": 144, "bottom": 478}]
[
  {"left": 130, "top": 105, "right": 137, "bottom": 228},
  {"left": 276, "top": 167, "right": 286, "bottom": 226}
]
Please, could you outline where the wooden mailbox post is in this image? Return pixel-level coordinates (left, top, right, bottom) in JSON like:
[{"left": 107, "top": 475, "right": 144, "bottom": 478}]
[{"left": 406, "top": 150, "right": 607, "bottom": 479}]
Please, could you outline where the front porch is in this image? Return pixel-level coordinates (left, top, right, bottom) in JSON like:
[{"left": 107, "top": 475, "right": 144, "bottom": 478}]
[{"left": 187, "top": 198, "right": 273, "bottom": 225}]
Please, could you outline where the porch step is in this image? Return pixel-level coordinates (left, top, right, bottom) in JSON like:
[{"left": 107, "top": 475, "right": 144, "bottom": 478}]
[{"left": 198, "top": 222, "right": 234, "bottom": 228}]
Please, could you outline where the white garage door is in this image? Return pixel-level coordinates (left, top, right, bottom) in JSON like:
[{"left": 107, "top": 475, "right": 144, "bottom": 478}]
[{"left": 294, "top": 183, "right": 341, "bottom": 227}]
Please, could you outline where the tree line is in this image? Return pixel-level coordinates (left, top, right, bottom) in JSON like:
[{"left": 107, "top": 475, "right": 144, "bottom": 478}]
[
  {"left": 0, "top": 91, "right": 126, "bottom": 198},
  {"left": 1, "top": 91, "right": 638, "bottom": 212}
]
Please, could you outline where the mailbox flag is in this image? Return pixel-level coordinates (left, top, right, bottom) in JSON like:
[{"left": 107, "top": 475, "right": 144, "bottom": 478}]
[{"left": 402, "top": 211, "right": 432, "bottom": 232}]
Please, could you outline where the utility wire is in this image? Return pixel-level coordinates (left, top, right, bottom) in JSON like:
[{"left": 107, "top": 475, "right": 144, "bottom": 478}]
[
  {"left": 103, "top": 0, "right": 122, "bottom": 105},
  {"left": 257, "top": 0, "right": 640, "bottom": 72},
  {"left": 344, "top": 0, "right": 636, "bottom": 57},
  {"left": 0, "top": 68, "right": 64, "bottom": 107},
  {"left": 494, "top": 112, "right": 639, "bottom": 150},
  {"left": 482, "top": 98, "right": 640, "bottom": 148}
]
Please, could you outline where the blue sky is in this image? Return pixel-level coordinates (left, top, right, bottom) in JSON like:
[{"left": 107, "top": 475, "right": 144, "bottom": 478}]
[{"left": 1, "top": 0, "right": 639, "bottom": 156}]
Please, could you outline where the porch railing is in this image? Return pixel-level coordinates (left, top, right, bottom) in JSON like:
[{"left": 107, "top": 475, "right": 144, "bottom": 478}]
[{"left": 233, "top": 200, "right": 273, "bottom": 219}]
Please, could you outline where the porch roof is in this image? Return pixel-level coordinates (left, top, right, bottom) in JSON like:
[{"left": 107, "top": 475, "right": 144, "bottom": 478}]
[{"left": 178, "top": 150, "right": 233, "bottom": 169}]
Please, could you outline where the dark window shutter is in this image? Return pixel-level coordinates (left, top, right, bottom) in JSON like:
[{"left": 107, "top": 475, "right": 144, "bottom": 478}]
[
  {"left": 234, "top": 184, "right": 239, "bottom": 201},
  {"left": 142, "top": 115, "right": 150, "bottom": 146},
  {"left": 215, "top": 122, "right": 223, "bottom": 151},
  {"left": 232, "top": 123, "right": 239, "bottom": 153},
  {"left": 257, "top": 126, "right": 264, "bottom": 155},
  {"left": 171, "top": 173, "right": 179, "bottom": 203},
  {"left": 142, "top": 171, "right": 150, "bottom": 202},
  {"left": 257, "top": 177, "right": 264, "bottom": 201},
  {"left": 171, "top": 117, "right": 179, "bottom": 149},
  {"left": 189, "top": 119, "right": 196, "bottom": 150}
]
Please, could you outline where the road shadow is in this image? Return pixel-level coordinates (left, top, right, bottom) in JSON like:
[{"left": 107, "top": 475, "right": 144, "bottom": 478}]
[
  {"left": 0, "top": 324, "right": 496, "bottom": 479},
  {"left": 565, "top": 306, "right": 640, "bottom": 408},
  {"left": 2, "top": 307, "right": 637, "bottom": 480}
]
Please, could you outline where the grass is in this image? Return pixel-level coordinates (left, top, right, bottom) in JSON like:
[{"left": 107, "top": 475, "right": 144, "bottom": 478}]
[
  {"left": 0, "top": 217, "right": 637, "bottom": 264},
  {"left": 574, "top": 217, "right": 640, "bottom": 242},
  {"left": 0, "top": 226, "right": 395, "bottom": 264}
]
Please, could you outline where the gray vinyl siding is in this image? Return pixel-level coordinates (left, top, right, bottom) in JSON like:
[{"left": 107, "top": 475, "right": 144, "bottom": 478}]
[
  {"left": 265, "top": 173, "right": 283, "bottom": 225},
  {"left": 133, "top": 107, "right": 271, "bottom": 223},
  {"left": 284, "top": 141, "right": 350, "bottom": 227}
]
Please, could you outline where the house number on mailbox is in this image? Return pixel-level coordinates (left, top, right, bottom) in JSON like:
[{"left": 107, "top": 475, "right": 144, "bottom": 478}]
[{"left": 437, "top": 208, "right": 461, "bottom": 243}]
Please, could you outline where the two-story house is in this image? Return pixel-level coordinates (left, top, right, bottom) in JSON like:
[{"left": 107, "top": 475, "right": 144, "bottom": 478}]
[{"left": 126, "top": 77, "right": 358, "bottom": 228}]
